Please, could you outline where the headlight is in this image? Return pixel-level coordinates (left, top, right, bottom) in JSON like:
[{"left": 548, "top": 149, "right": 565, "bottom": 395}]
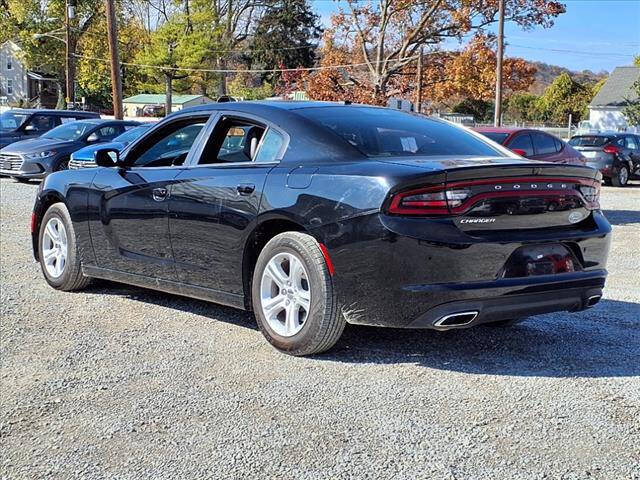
[{"left": 24, "top": 150, "right": 56, "bottom": 160}]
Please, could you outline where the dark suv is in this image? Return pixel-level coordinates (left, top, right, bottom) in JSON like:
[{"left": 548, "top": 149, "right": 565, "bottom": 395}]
[
  {"left": 0, "top": 109, "right": 100, "bottom": 149},
  {"left": 568, "top": 133, "right": 640, "bottom": 186}
]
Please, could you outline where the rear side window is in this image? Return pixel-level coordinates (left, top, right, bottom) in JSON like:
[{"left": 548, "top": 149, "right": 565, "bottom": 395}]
[
  {"left": 508, "top": 134, "right": 534, "bottom": 156},
  {"left": 532, "top": 132, "right": 557, "bottom": 155},
  {"left": 568, "top": 136, "right": 613, "bottom": 147},
  {"left": 255, "top": 129, "right": 285, "bottom": 163},
  {"left": 296, "top": 107, "right": 502, "bottom": 157}
]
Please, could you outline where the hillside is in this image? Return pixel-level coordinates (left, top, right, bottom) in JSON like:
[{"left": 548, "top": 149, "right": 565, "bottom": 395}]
[{"left": 529, "top": 62, "right": 608, "bottom": 94}]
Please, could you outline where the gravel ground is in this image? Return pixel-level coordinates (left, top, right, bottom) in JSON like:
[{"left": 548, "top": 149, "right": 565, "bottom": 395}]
[{"left": 1, "top": 177, "right": 639, "bottom": 480}]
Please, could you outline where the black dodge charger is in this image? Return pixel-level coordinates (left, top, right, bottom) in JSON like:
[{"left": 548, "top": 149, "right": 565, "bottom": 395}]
[{"left": 31, "top": 101, "right": 611, "bottom": 355}]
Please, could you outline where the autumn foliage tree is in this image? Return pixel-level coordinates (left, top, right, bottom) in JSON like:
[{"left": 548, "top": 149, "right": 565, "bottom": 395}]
[{"left": 306, "top": 0, "right": 564, "bottom": 103}]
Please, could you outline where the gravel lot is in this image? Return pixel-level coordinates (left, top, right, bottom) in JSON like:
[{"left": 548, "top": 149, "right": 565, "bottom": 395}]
[{"left": 1, "top": 177, "right": 639, "bottom": 479}]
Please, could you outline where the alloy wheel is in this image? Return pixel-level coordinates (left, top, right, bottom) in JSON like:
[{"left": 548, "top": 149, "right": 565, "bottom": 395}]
[
  {"left": 619, "top": 167, "right": 629, "bottom": 185},
  {"left": 42, "top": 217, "right": 68, "bottom": 278},
  {"left": 260, "top": 252, "right": 311, "bottom": 337}
]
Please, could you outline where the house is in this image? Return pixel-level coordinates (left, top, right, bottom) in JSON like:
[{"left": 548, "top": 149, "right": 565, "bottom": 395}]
[
  {"left": 588, "top": 66, "right": 640, "bottom": 133},
  {"left": 0, "top": 41, "right": 58, "bottom": 108},
  {"left": 122, "top": 94, "right": 213, "bottom": 117}
]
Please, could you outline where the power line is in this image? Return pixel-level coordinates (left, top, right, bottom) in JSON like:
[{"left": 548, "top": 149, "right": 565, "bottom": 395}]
[{"left": 508, "top": 43, "right": 637, "bottom": 58}]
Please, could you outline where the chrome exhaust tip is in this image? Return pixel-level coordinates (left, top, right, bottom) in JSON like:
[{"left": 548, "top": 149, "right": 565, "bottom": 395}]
[
  {"left": 586, "top": 295, "right": 602, "bottom": 308},
  {"left": 433, "top": 311, "right": 479, "bottom": 330}
]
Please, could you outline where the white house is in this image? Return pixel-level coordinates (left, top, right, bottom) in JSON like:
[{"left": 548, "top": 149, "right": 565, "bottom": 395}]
[
  {"left": 587, "top": 66, "right": 639, "bottom": 133},
  {"left": 0, "top": 41, "right": 58, "bottom": 108}
]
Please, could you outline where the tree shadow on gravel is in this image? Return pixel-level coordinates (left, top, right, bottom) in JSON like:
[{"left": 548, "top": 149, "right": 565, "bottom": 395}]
[
  {"left": 602, "top": 209, "right": 640, "bottom": 226},
  {"left": 321, "top": 299, "right": 640, "bottom": 378}
]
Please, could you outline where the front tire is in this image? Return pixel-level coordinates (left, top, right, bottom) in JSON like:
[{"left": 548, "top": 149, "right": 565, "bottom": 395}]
[
  {"left": 252, "top": 232, "right": 345, "bottom": 356},
  {"left": 611, "top": 165, "right": 629, "bottom": 187},
  {"left": 38, "top": 203, "right": 91, "bottom": 291}
]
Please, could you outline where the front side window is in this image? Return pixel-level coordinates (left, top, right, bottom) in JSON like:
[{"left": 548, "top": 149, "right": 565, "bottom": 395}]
[
  {"left": 27, "top": 115, "right": 58, "bottom": 133},
  {"left": 625, "top": 136, "right": 638, "bottom": 150},
  {"left": 42, "top": 120, "right": 93, "bottom": 140},
  {"left": 296, "top": 106, "right": 503, "bottom": 158},
  {"left": 131, "top": 121, "right": 206, "bottom": 167},
  {"left": 509, "top": 134, "right": 534, "bottom": 156},
  {"left": 532, "top": 132, "right": 557, "bottom": 156}
]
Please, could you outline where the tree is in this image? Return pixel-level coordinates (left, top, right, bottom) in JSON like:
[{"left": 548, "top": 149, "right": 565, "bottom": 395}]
[
  {"left": 623, "top": 78, "right": 640, "bottom": 127},
  {"left": 505, "top": 92, "right": 539, "bottom": 123},
  {"left": 250, "top": 0, "right": 322, "bottom": 83},
  {"left": 634, "top": 55, "right": 640, "bottom": 67},
  {"left": 427, "top": 33, "right": 536, "bottom": 104},
  {"left": 535, "top": 73, "right": 591, "bottom": 124},
  {"left": 326, "top": 0, "right": 565, "bottom": 100},
  {"left": 452, "top": 98, "right": 494, "bottom": 123},
  {"left": 228, "top": 70, "right": 274, "bottom": 99},
  {"left": 4, "top": 0, "right": 103, "bottom": 107}
]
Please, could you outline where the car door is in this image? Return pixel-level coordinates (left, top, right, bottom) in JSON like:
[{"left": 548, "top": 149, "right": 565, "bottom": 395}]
[
  {"left": 169, "top": 112, "right": 288, "bottom": 295},
  {"left": 624, "top": 135, "right": 640, "bottom": 174},
  {"left": 88, "top": 113, "right": 213, "bottom": 279}
]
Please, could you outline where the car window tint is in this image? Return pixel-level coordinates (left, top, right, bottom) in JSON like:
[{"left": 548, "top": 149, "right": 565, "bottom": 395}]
[
  {"left": 568, "top": 136, "right": 613, "bottom": 147},
  {"left": 27, "top": 115, "right": 57, "bottom": 132},
  {"left": 255, "top": 129, "right": 284, "bottom": 163},
  {"left": 134, "top": 122, "right": 205, "bottom": 167},
  {"left": 96, "top": 126, "right": 120, "bottom": 139},
  {"left": 625, "top": 136, "right": 638, "bottom": 150},
  {"left": 296, "top": 107, "right": 502, "bottom": 157},
  {"left": 532, "top": 132, "right": 557, "bottom": 155},
  {"left": 480, "top": 132, "right": 509, "bottom": 144},
  {"left": 508, "top": 134, "right": 534, "bottom": 156},
  {"left": 199, "top": 117, "right": 266, "bottom": 164}
]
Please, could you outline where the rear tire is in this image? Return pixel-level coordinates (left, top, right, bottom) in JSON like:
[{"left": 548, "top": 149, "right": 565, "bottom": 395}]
[
  {"left": 38, "top": 203, "right": 92, "bottom": 291},
  {"left": 611, "top": 165, "right": 629, "bottom": 187},
  {"left": 252, "top": 232, "right": 345, "bottom": 356}
]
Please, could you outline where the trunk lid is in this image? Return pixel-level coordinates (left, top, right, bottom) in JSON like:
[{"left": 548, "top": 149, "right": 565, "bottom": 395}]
[{"left": 384, "top": 157, "right": 600, "bottom": 231}]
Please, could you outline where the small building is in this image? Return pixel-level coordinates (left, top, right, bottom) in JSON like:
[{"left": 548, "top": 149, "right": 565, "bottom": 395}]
[
  {"left": 0, "top": 41, "right": 57, "bottom": 108},
  {"left": 122, "top": 94, "right": 213, "bottom": 117},
  {"left": 588, "top": 66, "right": 640, "bottom": 133}
]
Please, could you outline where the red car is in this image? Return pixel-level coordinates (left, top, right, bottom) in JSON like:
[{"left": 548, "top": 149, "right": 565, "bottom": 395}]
[{"left": 474, "top": 127, "right": 585, "bottom": 165}]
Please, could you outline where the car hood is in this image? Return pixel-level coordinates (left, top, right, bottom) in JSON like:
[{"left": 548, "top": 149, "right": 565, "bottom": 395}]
[
  {"left": 72, "top": 141, "right": 125, "bottom": 161},
  {"left": 1, "top": 138, "right": 78, "bottom": 154}
]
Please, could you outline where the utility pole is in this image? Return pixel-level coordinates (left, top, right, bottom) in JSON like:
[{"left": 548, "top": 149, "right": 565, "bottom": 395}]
[
  {"left": 494, "top": 0, "right": 505, "bottom": 126},
  {"left": 105, "top": 0, "right": 124, "bottom": 119},
  {"left": 415, "top": 47, "right": 423, "bottom": 114},
  {"left": 65, "top": 0, "right": 74, "bottom": 108}
]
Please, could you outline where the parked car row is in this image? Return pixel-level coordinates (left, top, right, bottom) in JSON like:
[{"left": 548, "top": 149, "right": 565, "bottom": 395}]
[
  {"left": 0, "top": 109, "right": 157, "bottom": 180},
  {"left": 474, "top": 127, "right": 640, "bottom": 187}
]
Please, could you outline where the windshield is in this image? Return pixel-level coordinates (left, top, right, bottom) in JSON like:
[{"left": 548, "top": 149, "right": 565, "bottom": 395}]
[
  {"left": 114, "top": 125, "right": 151, "bottom": 144},
  {"left": 568, "top": 136, "right": 613, "bottom": 147},
  {"left": 42, "top": 121, "right": 96, "bottom": 141},
  {"left": 0, "top": 111, "right": 30, "bottom": 130},
  {"left": 478, "top": 132, "right": 509, "bottom": 144},
  {"left": 296, "top": 107, "right": 503, "bottom": 157}
]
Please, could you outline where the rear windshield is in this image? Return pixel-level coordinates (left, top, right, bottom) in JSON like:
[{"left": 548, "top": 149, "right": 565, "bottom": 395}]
[
  {"left": 568, "top": 136, "right": 613, "bottom": 147},
  {"left": 296, "top": 107, "right": 503, "bottom": 157},
  {"left": 478, "top": 132, "right": 509, "bottom": 144}
]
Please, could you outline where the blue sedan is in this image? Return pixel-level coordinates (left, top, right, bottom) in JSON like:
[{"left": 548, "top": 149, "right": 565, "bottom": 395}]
[{"left": 69, "top": 123, "right": 155, "bottom": 169}]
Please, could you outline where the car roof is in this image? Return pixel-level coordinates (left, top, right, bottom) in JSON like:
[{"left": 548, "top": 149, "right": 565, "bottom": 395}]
[
  {"left": 6, "top": 109, "right": 99, "bottom": 116},
  {"left": 177, "top": 100, "right": 380, "bottom": 116}
]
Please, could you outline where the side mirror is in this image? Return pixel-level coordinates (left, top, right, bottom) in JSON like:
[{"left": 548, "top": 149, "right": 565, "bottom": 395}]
[
  {"left": 86, "top": 133, "right": 99, "bottom": 143},
  {"left": 511, "top": 148, "right": 527, "bottom": 157},
  {"left": 94, "top": 148, "right": 120, "bottom": 167},
  {"left": 24, "top": 125, "right": 36, "bottom": 132}
]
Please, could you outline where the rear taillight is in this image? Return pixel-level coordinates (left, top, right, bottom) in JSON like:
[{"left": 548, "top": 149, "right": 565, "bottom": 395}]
[
  {"left": 388, "top": 177, "right": 601, "bottom": 216},
  {"left": 603, "top": 145, "right": 620, "bottom": 154},
  {"left": 388, "top": 186, "right": 471, "bottom": 215}
]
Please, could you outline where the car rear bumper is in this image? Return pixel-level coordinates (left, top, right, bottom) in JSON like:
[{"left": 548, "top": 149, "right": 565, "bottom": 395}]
[
  {"left": 321, "top": 211, "right": 611, "bottom": 329},
  {"left": 405, "top": 270, "right": 605, "bottom": 329}
]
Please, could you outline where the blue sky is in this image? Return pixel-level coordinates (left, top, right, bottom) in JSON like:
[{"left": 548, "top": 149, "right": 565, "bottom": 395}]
[{"left": 313, "top": 0, "right": 640, "bottom": 73}]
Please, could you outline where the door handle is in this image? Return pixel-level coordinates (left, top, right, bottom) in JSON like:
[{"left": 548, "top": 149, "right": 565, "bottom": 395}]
[
  {"left": 236, "top": 184, "right": 255, "bottom": 195},
  {"left": 152, "top": 187, "right": 169, "bottom": 202}
]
